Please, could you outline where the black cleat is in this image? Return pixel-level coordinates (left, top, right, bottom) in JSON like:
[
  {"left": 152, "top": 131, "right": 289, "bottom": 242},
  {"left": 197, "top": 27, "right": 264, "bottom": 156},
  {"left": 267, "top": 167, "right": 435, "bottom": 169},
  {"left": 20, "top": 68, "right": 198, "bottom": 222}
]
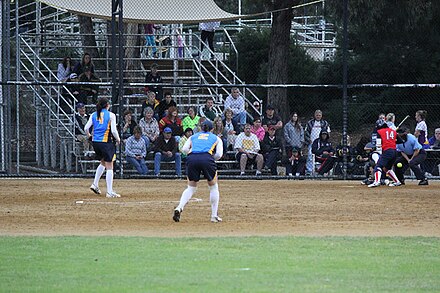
[
  {"left": 418, "top": 179, "right": 429, "bottom": 186},
  {"left": 173, "top": 209, "right": 181, "bottom": 222}
]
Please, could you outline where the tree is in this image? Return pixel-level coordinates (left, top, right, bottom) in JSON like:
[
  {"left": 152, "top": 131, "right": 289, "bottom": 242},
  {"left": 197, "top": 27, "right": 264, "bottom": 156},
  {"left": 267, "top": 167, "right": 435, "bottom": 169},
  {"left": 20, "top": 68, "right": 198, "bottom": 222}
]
[
  {"left": 77, "top": 16, "right": 99, "bottom": 60},
  {"left": 266, "top": 0, "right": 298, "bottom": 121}
]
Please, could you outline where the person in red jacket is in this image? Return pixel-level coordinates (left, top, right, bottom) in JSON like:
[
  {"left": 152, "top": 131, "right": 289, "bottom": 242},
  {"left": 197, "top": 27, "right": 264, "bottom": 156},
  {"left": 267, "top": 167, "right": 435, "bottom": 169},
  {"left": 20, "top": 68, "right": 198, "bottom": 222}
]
[{"left": 368, "top": 119, "right": 401, "bottom": 187}]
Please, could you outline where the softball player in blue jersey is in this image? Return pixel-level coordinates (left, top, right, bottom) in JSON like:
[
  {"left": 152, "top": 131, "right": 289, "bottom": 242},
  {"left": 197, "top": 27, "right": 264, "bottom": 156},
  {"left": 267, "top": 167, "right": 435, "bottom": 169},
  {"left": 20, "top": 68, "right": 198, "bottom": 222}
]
[
  {"left": 84, "top": 97, "right": 121, "bottom": 198},
  {"left": 173, "top": 120, "right": 224, "bottom": 223}
]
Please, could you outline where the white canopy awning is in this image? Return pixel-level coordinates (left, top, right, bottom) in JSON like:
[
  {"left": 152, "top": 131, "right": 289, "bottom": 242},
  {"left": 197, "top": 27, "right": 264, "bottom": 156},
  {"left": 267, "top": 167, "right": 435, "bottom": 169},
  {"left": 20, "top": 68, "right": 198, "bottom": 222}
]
[{"left": 39, "top": 0, "right": 243, "bottom": 24}]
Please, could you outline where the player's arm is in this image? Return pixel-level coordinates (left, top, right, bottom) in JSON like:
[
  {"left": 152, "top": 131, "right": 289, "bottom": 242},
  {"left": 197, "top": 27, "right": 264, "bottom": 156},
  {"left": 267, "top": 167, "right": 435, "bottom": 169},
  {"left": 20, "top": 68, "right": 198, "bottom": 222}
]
[
  {"left": 109, "top": 112, "right": 121, "bottom": 143},
  {"left": 84, "top": 115, "right": 93, "bottom": 138},
  {"left": 213, "top": 137, "right": 223, "bottom": 161},
  {"left": 181, "top": 137, "right": 192, "bottom": 155}
]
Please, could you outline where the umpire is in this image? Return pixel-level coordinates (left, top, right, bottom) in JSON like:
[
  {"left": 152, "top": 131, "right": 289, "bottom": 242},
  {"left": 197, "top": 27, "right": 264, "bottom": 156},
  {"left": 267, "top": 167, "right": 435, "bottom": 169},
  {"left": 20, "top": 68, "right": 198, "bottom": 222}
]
[{"left": 395, "top": 126, "right": 428, "bottom": 185}]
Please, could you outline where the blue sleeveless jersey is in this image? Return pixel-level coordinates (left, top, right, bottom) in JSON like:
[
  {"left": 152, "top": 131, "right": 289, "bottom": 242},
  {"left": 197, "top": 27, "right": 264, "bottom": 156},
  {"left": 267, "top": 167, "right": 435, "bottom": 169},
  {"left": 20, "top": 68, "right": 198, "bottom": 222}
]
[
  {"left": 190, "top": 132, "right": 218, "bottom": 155},
  {"left": 92, "top": 109, "right": 111, "bottom": 142}
]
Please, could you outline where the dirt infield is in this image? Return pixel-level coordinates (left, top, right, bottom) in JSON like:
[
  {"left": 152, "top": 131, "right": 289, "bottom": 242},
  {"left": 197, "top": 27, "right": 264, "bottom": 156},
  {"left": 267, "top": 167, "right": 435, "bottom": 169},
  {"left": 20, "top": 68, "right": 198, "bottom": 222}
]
[{"left": 0, "top": 178, "right": 439, "bottom": 237}]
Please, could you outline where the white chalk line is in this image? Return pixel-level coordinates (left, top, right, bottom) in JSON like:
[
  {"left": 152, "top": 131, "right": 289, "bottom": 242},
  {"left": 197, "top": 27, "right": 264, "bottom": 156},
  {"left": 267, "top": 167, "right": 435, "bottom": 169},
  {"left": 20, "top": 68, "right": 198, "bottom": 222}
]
[{"left": 75, "top": 198, "right": 203, "bottom": 206}]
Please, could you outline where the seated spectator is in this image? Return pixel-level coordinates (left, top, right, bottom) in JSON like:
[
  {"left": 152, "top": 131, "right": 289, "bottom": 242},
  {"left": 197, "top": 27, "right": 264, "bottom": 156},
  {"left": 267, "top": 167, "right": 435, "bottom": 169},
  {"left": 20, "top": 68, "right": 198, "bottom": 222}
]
[
  {"left": 66, "top": 73, "right": 80, "bottom": 101},
  {"left": 425, "top": 127, "right": 440, "bottom": 176},
  {"left": 250, "top": 116, "right": 265, "bottom": 142},
  {"left": 182, "top": 106, "right": 200, "bottom": 132},
  {"left": 199, "top": 97, "right": 217, "bottom": 122},
  {"left": 125, "top": 126, "right": 148, "bottom": 175},
  {"left": 284, "top": 146, "right": 306, "bottom": 177},
  {"left": 262, "top": 104, "right": 283, "bottom": 133},
  {"left": 305, "top": 109, "right": 331, "bottom": 175},
  {"left": 141, "top": 91, "right": 160, "bottom": 121},
  {"left": 57, "top": 56, "right": 74, "bottom": 82},
  {"left": 222, "top": 108, "right": 239, "bottom": 151},
  {"left": 234, "top": 123, "right": 264, "bottom": 176},
  {"left": 73, "top": 52, "right": 95, "bottom": 76},
  {"left": 74, "top": 103, "right": 91, "bottom": 155},
  {"left": 284, "top": 112, "right": 304, "bottom": 151},
  {"left": 144, "top": 63, "right": 163, "bottom": 100},
  {"left": 179, "top": 128, "right": 194, "bottom": 160},
  {"left": 153, "top": 127, "right": 182, "bottom": 176},
  {"left": 138, "top": 107, "right": 159, "bottom": 148},
  {"left": 261, "top": 126, "right": 283, "bottom": 175},
  {"left": 78, "top": 66, "right": 100, "bottom": 104},
  {"left": 312, "top": 129, "right": 336, "bottom": 175},
  {"left": 212, "top": 116, "right": 227, "bottom": 155},
  {"left": 157, "top": 92, "right": 176, "bottom": 118},
  {"left": 224, "top": 87, "right": 247, "bottom": 128},
  {"left": 248, "top": 100, "right": 262, "bottom": 123},
  {"left": 158, "top": 106, "right": 183, "bottom": 138},
  {"left": 120, "top": 109, "right": 138, "bottom": 141}
]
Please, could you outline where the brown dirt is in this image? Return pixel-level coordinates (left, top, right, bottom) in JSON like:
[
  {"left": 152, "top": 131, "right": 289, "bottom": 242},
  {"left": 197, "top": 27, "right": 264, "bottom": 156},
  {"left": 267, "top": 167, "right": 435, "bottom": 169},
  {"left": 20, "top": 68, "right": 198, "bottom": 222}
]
[{"left": 0, "top": 178, "right": 439, "bottom": 237}]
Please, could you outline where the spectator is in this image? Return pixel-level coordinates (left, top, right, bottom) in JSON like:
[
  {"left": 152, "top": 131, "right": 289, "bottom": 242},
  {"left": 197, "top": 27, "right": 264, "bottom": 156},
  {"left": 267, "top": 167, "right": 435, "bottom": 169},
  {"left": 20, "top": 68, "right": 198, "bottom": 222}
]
[
  {"left": 415, "top": 110, "right": 429, "bottom": 148},
  {"left": 153, "top": 127, "right": 182, "bottom": 176},
  {"left": 138, "top": 107, "right": 159, "bottom": 147},
  {"left": 212, "top": 116, "right": 227, "bottom": 156},
  {"left": 284, "top": 112, "right": 305, "bottom": 151},
  {"left": 305, "top": 109, "right": 331, "bottom": 175},
  {"left": 197, "top": 21, "right": 220, "bottom": 59},
  {"left": 234, "top": 123, "right": 264, "bottom": 176},
  {"left": 427, "top": 127, "right": 440, "bottom": 176},
  {"left": 176, "top": 28, "right": 184, "bottom": 58},
  {"left": 57, "top": 56, "right": 74, "bottom": 82},
  {"left": 74, "top": 103, "right": 91, "bottom": 154},
  {"left": 250, "top": 116, "right": 265, "bottom": 142},
  {"left": 193, "top": 116, "right": 206, "bottom": 133},
  {"left": 144, "top": 23, "right": 160, "bottom": 58},
  {"left": 394, "top": 126, "right": 428, "bottom": 185},
  {"left": 157, "top": 92, "right": 177, "bottom": 118},
  {"left": 144, "top": 63, "right": 163, "bottom": 99},
  {"left": 141, "top": 91, "right": 160, "bottom": 121},
  {"left": 125, "top": 126, "right": 148, "bottom": 175},
  {"left": 261, "top": 126, "right": 283, "bottom": 175},
  {"left": 249, "top": 100, "right": 262, "bottom": 123},
  {"left": 120, "top": 109, "right": 138, "bottom": 141},
  {"left": 224, "top": 87, "right": 247, "bottom": 128},
  {"left": 179, "top": 128, "right": 194, "bottom": 160},
  {"left": 78, "top": 66, "right": 100, "bottom": 104},
  {"left": 222, "top": 108, "right": 239, "bottom": 151},
  {"left": 284, "top": 146, "right": 306, "bottom": 177},
  {"left": 312, "top": 129, "right": 336, "bottom": 176},
  {"left": 158, "top": 106, "right": 183, "bottom": 138},
  {"left": 182, "top": 106, "right": 200, "bottom": 132},
  {"left": 73, "top": 53, "right": 94, "bottom": 76},
  {"left": 199, "top": 97, "right": 217, "bottom": 122},
  {"left": 262, "top": 104, "right": 283, "bottom": 133}
]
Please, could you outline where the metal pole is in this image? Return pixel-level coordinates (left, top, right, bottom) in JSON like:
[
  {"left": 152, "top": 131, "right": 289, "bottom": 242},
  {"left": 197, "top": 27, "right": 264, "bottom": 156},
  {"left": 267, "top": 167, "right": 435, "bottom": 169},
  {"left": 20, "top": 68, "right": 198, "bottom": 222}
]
[
  {"left": 341, "top": 0, "right": 349, "bottom": 179},
  {"left": 0, "top": 0, "right": 5, "bottom": 172},
  {"left": 15, "top": 0, "right": 20, "bottom": 174},
  {"left": 118, "top": 0, "right": 124, "bottom": 177},
  {"left": 2, "top": 0, "right": 12, "bottom": 173}
]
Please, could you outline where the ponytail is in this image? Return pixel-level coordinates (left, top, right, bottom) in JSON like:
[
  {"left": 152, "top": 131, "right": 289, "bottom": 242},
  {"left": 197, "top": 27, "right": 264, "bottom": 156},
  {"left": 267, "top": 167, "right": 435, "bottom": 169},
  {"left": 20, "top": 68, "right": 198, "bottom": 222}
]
[{"left": 96, "top": 97, "right": 109, "bottom": 118}]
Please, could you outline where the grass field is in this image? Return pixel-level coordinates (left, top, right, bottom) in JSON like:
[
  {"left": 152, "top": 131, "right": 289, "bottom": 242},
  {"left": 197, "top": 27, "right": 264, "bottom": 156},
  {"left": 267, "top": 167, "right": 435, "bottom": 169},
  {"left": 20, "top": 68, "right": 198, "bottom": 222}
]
[{"left": 1, "top": 236, "right": 439, "bottom": 292}]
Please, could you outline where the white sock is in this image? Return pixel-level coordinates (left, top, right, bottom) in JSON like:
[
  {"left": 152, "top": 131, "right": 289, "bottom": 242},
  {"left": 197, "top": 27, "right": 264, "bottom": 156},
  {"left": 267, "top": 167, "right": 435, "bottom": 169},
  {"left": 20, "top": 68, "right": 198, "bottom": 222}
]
[
  {"left": 374, "top": 169, "right": 382, "bottom": 183},
  {"left": 106, "top": 170, "right": 114, "bottom": 193},
  {"left": 177, "top": 186, "right": 197, "bottom": 211},
  {"left": 386, "top": 170, "right": 400, "bottom": 183},
  {"left": 209, "top": 184, "right": 220, "bottom": 218},
  {"left": 93, "top": 164, "right": 106, "bottom": 186}
]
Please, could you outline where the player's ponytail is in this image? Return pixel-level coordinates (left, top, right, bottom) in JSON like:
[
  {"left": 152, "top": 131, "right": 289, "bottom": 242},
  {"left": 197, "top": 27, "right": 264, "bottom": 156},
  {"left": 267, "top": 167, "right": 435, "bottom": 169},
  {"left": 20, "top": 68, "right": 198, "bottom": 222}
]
[{"left": 96, "top": 97, "right": 109, "bottom": 118}]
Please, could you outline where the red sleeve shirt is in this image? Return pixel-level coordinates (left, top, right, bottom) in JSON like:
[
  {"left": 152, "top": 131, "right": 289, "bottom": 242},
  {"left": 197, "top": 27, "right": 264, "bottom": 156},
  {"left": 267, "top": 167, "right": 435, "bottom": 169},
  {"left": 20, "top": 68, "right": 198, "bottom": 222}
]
[{"left": 377, "top": 128, "right": 397, "bottom": 151}]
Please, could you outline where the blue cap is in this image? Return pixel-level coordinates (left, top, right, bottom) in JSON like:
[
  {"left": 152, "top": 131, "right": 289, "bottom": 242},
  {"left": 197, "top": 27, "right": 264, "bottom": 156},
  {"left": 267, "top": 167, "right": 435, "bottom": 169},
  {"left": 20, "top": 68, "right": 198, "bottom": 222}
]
[
  {"left": 163, "top": 127, "right": 172, "bottom": 133},
  {"left": 76, "top": 103, "right": 85, "bottom": 109},
  {"left": 202, "top": 120, "right": 213, "bottom": 131}
]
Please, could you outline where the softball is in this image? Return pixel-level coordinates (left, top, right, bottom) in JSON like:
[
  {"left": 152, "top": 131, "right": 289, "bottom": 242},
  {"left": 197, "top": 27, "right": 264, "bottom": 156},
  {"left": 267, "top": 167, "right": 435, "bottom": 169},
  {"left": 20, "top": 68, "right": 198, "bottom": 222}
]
[{"left": 397, "top": 162, "right": 403, "bottom": 168}]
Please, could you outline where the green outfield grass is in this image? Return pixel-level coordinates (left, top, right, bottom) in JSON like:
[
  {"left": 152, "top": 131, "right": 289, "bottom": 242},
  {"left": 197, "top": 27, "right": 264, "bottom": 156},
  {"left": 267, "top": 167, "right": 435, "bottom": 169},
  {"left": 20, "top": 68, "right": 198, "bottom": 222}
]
[{"left": 0, "top": 236, "right": 439, "bottom": 292}]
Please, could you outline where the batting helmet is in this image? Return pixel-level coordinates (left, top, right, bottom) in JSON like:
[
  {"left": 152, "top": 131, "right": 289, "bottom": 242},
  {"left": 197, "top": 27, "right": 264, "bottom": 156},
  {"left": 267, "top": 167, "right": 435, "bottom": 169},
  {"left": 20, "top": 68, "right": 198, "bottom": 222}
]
[{"left": 376, "top": 118, "right": 387, "bottom": 129}]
